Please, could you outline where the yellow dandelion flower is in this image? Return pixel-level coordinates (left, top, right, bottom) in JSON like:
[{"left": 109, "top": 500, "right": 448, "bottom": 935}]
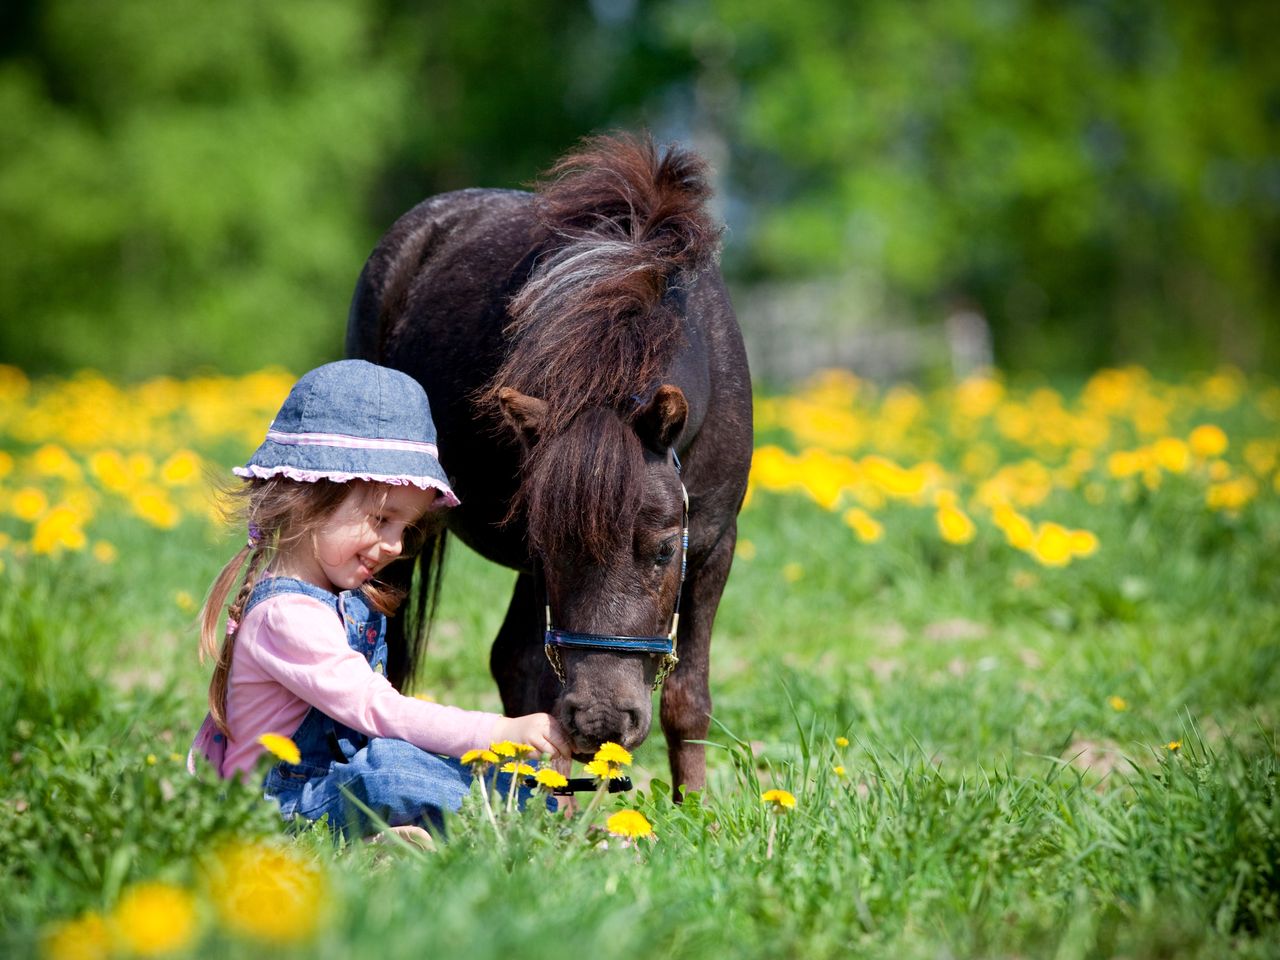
[
  {"left": 11, "top": 486, "right": 48, "bottom": 522},
  {"left": 842, "top": 507, "right": 883, "bottom": 543},
  {"left": 584, "top": 758, "right": 625, "bottom": 781},
  {"left": 832, "top": 765, "right": 846, "bottom": 777},
  {"left": 257, "top": 733, "right": 301, "bottom": 765},
  {"left": 1107, "top": 696, "right": 1128, "bottom": 712},
  {"left": 89, "top": 450, "right": 132, "bottom": 493},
  {"left": 489, "top": 740, "right": 518, "bottom": 757},
  {"left": 202, "top": 840, "right": 326, "bottom": 943},
  {"left": 936, "top": 504, "right": 976, "bottom": 545},
  {"left": 1188, "top": 424, "right": 1228, "bottom": 459},
  {"left": 533, "top": 768, "right": 568, "bottom": 789},
  {"left": 499, "top": 761, "right": 536, "bottom": 776},
  {"left": 109, "top": 882, "right": 198, "bottom": 957},
  {"left": 174, "top": 590, "right": 197, "bottom": 613},
  {"left": 992, "top": 503, "right": 1035, "bottom": 550},
  {"left": 1166, "top": 740, "right": 1182, "bottom": 751},
  {"left": 508, "top": 742, "right": 537, "bottom": 757},
  {"left": 593, "top": 742, "right": 633, "bottom": 766},
  {"left": 42, "top": 910, "right": 112, "bottom": 960},
  {"left": 461, "top": 748, "right": 498, "bottom": 767},
  {"left": 782, "top": 562, "right": 804, "bottom": 583},
  {"left": 0, "top": 450, "right": 12, "bottom": 480},
  {"left": 605, "top": 809, "right": 654, "bottom": 839},
  {"left": 761, "top": 788, "right": 797, "bottom": 811},
  {"left": 1206, "top": 477, "right": 1257, "bottom": 512},
  {"left": 32, "top": 444, "right": 82, "bottom": 481},
  {"left": 1152, "top": 437, "right": 1190, "bottom": 474},
  {"left": 92, "top": 541, "right": 118, "bottom": 564},
  {"left": 736, "top": 538, "right": 757, "bottom": 560},
  {"left": 146, "top": 754, "right": 157, "bottom": 766},
  {"left": 1069, "top": 529, "right": 1100, "bottom": 558},
  {"left": 835, "top": 736, "right": 849, "bottom": 748},
  {"left": 131, "top": 487, "right": 180, "bottom": 529},
  {"left": 31, "top": 506, "right": 87, "bottom": 555},
  {"left": 1029, "top": 522, "right": 1073, "bottom": 567},
  {"left": 159, "top": 449, "right": 202, "bottom": 487}
]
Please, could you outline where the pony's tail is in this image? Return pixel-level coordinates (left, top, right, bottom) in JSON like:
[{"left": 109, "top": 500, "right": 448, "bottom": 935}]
[{"left": 199, "top": 544, "right": 269, "bottom": 739}]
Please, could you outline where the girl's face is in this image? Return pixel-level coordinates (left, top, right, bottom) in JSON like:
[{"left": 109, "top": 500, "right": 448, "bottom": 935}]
[{"left": 283, "top": 482, "right": 437, "bottom": 592}]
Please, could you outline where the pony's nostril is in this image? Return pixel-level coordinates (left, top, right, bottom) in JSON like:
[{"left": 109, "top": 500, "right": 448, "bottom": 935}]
[{"left": 625, "top": 709, "right": 642, "bottom": 736}]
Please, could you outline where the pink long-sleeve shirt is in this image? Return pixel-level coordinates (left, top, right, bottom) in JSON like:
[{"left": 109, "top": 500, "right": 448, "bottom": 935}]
[{"left": 216, "top": 593, "right": 500, "bottom": 778}]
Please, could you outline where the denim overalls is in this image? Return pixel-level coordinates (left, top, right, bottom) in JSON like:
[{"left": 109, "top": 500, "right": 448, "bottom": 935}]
[{"left": 244, "top": 577, "right": 504, "bottom": 838}]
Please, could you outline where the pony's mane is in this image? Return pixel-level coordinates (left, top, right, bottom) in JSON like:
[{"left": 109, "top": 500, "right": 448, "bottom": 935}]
[
  {"left": 487, "top": 132, "right": 720, "bottom": 435},
  {"left": 487, "top": 132, "right": 720, "bottom": 560}
]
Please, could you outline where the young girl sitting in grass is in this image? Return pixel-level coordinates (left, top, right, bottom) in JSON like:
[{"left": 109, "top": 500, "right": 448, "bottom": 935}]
[{"left": 188, "top": 359, "right": 570, "bottom": 838}]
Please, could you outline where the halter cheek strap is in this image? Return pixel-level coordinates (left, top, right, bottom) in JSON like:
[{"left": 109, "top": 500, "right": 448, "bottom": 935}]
[{"left": 543, "top": 450, "right": 688, "bottom": 690}]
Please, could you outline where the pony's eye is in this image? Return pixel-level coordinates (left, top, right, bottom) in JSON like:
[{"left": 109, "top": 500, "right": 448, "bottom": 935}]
[{"left": 654, "top": 537, "right": 678, "bottom": 566}]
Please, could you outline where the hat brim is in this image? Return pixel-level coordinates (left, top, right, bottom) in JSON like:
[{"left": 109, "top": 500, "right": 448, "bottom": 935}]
[{"left": 234, "top": 438, "right": 460, "bottom": 508}]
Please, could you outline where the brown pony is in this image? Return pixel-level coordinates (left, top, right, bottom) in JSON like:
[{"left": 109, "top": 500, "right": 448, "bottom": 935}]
[{"left": 346, "top": 133, "right": 752, "bottom": 794}]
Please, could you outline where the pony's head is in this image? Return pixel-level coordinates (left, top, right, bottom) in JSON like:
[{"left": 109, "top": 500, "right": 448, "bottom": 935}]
[{"left": 498, "top": 385, "right": 689, "bottom": 754}]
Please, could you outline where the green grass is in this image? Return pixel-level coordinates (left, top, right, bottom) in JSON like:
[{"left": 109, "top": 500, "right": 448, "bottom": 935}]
[{"left": 3, "top": 403, "right": 1279, "bottom": 957}]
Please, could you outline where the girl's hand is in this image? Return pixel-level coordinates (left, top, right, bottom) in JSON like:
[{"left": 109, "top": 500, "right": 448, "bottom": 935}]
[{"left": 492, "top": 713, "right": 572, "bottom": 760}]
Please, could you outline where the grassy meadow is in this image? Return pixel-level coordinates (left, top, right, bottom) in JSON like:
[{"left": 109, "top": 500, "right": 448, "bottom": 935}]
[{"left": 1, "top": 364, "right": 1278, "bottom": 959}]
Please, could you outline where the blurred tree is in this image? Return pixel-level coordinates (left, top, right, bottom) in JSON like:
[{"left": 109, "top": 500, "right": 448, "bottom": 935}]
[
  {"left": 658, "top": 0, "right": 1280, "bottom": 371},
  {"left": 1, "top": 0, "right": 1276, "bottom": 376},
  {"left": 0, "top": 0, "right": 683, "bottom": 376}
]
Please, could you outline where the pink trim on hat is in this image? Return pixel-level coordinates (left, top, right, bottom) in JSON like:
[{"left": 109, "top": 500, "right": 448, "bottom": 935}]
[
  {"left": 232, "top": 464, "right": 460, "bottom": 507},
  {"left": 264, "top": 429, "right": 439, "bottom": 457}
]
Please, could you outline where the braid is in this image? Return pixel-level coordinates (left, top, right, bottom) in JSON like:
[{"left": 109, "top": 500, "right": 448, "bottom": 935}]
[{"left": 204, "top": 543, "right": 270, "bottom": 738}]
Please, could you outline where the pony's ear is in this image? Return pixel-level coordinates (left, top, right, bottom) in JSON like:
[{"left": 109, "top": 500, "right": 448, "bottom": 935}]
[
  {"left": 497, "top": 387, "right": 548, "bottom": 448},
  {"left": 633, "top": 384, "right": 688, "bottom": 453}
]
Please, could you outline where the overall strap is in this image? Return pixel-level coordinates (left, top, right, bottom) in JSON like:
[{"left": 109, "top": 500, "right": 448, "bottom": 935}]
[{"left": 243, "top": 576, "right": 340, "bottom": 619}]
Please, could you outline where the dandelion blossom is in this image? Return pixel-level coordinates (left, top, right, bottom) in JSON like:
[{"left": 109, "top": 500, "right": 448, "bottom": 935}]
[
  {"left": 584, "top": 759, "right": 625, "bottom": 781},
  {"left": 257, "top": 733, "right": 301, "bottom": 765},
  {"left": 1166, "top": 740, "right": 1182, "bottom": 751},
  {"left": 500, "top": 761, "right": 536, "bottom": 777},
  {"left": 842, "top": 507, "right": 883, "bottom": 543},
  {"left": 110, "top": 882, "right": 198, "bottom": 956},
  {"left": 606, "top": 810, "right": 654, "bottom": 839},
  {"left": 489, "top": 740, "right": 518, "bottom": 757},
  {"left": 42, "top": 911, "right": 111, "bottom": 960},
  {"left": 1029, "top": 522, "right": 1073, "bottom": 567},
  {"left": 1188, "top": 424, "right": 1228, "bottom": 458},
  {"left": 534, "top": 768, "right": 568, "bottom": 789},
  {"left": 1107, "top": 696, "right": 1128, "bottom": 712},
  {"left": 835, "top": 736, "right": 849, "bottom": 748},
  {"left": 761, "top": 789, "right": 797, "bottom": 811},
  {"left": 936, "top": 504, "right": 976, "bottom": 545},
  {"left": 203, "top": 840, "right": 326, "bottom": 943},
  {"left": 593, "top": 742, "right": 633, "bottom": 766},
  {"left": 461, "top": 748, "right": 498, "bottom": 767}
]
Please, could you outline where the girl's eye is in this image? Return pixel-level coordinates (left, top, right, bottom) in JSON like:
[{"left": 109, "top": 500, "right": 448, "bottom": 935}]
[{"left": 654, "top": 537, "right": 677, "bottom": 566}]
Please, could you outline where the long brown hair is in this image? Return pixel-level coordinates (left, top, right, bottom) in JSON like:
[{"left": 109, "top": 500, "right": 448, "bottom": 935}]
[{"left": 198, "top": 478, "right": 413, "bottom": 738}]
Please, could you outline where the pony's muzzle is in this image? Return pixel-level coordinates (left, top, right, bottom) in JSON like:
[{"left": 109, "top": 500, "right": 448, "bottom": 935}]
[{"left": 560, "top": 693, "right": 651, "bottom": 754}]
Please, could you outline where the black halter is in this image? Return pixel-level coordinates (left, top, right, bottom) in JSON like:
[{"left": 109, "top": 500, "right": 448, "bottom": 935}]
[{"left": 543, "top": 450, "right": 689, "bottom": 689}]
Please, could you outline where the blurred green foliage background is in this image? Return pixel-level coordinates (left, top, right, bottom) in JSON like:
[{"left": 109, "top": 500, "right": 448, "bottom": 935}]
[{"left": 2, "top": 0, "right": 1277, "bottom": 378}]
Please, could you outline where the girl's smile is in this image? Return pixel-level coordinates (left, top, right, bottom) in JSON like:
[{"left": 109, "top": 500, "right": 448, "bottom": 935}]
[{"left": 275, "top": 482, "right": 437, "bottom": 592}]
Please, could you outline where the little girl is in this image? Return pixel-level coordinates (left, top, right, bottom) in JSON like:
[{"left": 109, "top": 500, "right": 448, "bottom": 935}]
[{"left": 188, "top": 359, "right": 569, "bottom": 838}]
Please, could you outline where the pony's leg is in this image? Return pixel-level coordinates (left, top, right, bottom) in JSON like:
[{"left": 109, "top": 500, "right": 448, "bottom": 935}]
[
  {"left": 490, "top": 571, "right": 559, "bottom": 718},
  {"left": 661, "top": 523, "right": 736, "bottom": 798}
]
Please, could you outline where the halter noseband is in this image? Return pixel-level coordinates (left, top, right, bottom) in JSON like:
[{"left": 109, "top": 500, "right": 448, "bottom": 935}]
[{"left": 543, "top": 450, "right": 689, "bottom": 690}]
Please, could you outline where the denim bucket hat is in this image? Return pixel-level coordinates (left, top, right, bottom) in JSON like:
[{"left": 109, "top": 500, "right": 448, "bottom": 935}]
[{"left": 233, "top": 359, "right": 459, "bottom": 507}]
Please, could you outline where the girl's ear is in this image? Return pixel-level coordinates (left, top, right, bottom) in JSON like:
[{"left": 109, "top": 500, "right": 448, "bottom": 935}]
[
  {"left": 497, "top": 387, "right": 548, "bottom": 448},
  {"left": 633, "top": 384, "right": 688, "bottom": 453}
]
